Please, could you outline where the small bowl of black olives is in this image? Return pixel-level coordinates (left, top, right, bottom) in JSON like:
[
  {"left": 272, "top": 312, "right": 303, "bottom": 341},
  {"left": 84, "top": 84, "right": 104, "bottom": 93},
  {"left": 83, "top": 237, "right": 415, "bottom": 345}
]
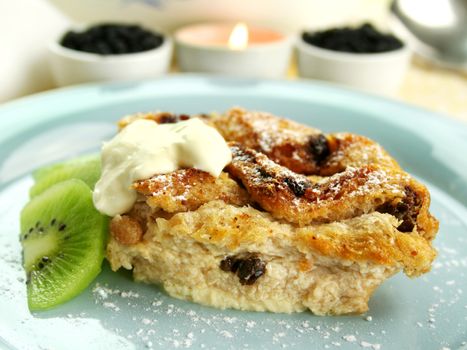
[
  {"left": 296, "top": 23, "right": 410, "bottom": 96},
  {"left": 49, "top": 23, "right": 172, "bottom": 86}
]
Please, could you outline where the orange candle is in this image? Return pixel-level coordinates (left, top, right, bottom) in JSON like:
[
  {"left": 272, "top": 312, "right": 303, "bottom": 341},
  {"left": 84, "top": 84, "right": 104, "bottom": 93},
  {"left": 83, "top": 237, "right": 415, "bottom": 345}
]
[{"left": 174, "top": 22, "right": 292, "bottom": 78}]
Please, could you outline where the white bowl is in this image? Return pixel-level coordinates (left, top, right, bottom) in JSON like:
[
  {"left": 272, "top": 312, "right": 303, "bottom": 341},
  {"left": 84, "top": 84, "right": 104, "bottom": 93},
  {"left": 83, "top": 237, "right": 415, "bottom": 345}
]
[
  {"left": 296, "top": 35, "right": 411, "bottom": 96},
  {"left": 48, "top": 33, "right": 173, "bottom": 87}
]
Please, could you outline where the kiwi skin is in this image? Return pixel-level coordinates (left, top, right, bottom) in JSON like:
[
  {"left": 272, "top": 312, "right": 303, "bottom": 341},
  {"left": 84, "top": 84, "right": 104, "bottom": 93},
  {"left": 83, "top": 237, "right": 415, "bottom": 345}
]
[{"left": 20, "top": 179, "right": 108, "bottom": 311}]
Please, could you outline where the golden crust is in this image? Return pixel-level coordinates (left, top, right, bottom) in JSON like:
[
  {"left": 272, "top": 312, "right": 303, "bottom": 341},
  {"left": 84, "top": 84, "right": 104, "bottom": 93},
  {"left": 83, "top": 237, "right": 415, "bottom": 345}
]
[
  {"left": 133, "top": 169, "right": 250, "bottom": 213},
  {"left": 110, "top": 215, "right": 144, "bottom": 245},
  {"left": 227, "top": 142, "right": 438, "bottom": 241},
  {"left": 115, "top": 108, "right": 438, "bottom": 275},
  {"left": 211, "top": 107, "right": 399, "bottom": 175},
  {"left": 227, "top": 143, "right": 407, "bottom": 226},
  {"left": 211, "top": 107, "right": 322, "bottom": 174},
  {"left": 107, "top": 107, "right": 440, "bottom": 314}
]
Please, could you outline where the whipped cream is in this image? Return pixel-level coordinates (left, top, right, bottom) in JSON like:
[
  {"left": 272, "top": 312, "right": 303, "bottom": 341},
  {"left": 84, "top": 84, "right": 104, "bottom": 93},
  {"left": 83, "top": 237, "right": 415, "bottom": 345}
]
[{"left": 93, "top": 118, "right": 232, "bottom": 216}]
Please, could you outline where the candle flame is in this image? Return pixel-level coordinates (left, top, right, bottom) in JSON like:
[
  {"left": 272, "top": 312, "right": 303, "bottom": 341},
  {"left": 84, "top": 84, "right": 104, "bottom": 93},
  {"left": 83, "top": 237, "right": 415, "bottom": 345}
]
[{"left": 228, "top": 23, "right": 249, "bottom": 50}]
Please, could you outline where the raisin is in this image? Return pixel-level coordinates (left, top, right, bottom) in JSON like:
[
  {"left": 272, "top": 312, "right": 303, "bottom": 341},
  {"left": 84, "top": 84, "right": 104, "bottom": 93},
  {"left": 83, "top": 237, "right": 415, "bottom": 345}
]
[
  {"left": 219, "top": 254, "right": 266, "bottom": 285},
  {"left": 308, "top": 134, "right": 330, "bottom": 164},
  {"left": 236, "top": 257, "right": 266, "bottom": 285},
  {"left": 220, "top": 256, "right": 235, "bottom": 272},
  {"left": 377, "top": 186, "right": 421, "bottom": 232},
  {"left": 158, "top": 114, "right": 178, "bottom": 124},
  {"left": 110, "top": 215, "right": 143, "bottom": 245},
  {"left": 158, "top": 114, "right": 192, "bottom": 124},
  {"left": 60, "top": 23, "right": 164, "bottom": 55},
  {"left": 302, "top": 23, "right": 403, "bottom": 53},
  {"left": 284, "top": 177, "right": 310, "bottom": 197},
  {"left": 179, "top": 114, "right": 190, "bottom": 121},
  {"left": 258, "top": 168, "right": 272, "bottom": 179}
]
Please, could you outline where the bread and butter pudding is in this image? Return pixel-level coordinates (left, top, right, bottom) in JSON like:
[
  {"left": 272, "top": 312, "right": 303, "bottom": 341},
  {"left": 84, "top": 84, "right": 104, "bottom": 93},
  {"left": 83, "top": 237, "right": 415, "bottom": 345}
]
[{"left": 96, "top": 107, "right": 439, "bottom": 315}]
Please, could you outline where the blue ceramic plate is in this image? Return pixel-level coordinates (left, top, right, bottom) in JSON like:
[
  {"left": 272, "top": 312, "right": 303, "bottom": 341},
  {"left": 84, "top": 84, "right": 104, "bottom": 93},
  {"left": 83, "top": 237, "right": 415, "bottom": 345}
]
[{"left": 0, "top": 76, "right": 466, "bottom": 350}]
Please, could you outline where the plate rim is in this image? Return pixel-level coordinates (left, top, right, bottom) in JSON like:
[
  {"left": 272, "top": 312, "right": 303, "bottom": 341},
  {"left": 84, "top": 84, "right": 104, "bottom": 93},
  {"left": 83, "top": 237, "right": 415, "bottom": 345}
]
[
  {"left": 1, "top": 74, "right": 466, "bottom": 129},
  {"left": 1, "top": 74, "right": 466, "bottom": 349}
]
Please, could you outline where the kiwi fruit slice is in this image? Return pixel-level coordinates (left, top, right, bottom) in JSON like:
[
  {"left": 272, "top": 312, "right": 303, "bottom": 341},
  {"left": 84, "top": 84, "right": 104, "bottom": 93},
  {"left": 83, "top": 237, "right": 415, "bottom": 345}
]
[
  {"left": 30, "top": 154, "right": 101, "bottom": 197},
  {"left": 20, "top": 178, "right": 107, "bottom": 311}
]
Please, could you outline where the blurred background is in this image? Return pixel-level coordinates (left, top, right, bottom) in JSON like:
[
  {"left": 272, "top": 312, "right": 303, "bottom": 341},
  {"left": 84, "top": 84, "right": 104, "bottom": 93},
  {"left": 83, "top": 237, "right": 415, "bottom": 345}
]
[{"left": 1, "top": 0, "right": 466, "bottom": 122}]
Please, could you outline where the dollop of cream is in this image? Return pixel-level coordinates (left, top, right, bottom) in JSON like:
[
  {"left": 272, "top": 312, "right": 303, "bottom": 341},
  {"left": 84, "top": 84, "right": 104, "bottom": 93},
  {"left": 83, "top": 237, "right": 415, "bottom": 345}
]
[{"left": 93, "top": 118, "right": 232, "bottom": 216}]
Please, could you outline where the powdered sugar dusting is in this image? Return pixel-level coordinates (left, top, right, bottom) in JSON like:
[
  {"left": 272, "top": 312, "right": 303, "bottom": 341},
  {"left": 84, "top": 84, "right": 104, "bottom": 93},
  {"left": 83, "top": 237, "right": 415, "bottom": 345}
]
[
  {"left": 230, "top": 144, "right": 407, "bottom": 221},
  {"left": 237, "top": 110, "right": 318, "bottom": 154},
  {"left": 0, "top": 161, "right": 466, "bottom": 350},
  {"left": 84, "top": 173, "right": 467, "bottom": 349},
  {"left": 145, "top": 172, "right": 193, "bottom": 202},
  {"left": 83, "top": 230, "right": 467, "bottom": 350},
  {"left": 342, "top": 334, "right": 357, "bottom": 342},
  {"left": 91, "top": 279, "right": 395, "bottom": 349}
]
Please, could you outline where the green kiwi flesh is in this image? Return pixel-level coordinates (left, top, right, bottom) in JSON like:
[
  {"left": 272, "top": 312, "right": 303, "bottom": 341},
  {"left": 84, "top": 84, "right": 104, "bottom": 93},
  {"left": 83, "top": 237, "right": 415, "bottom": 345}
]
[
  {"left": 30, "top": 154, "right": 101, "bottom": 197},
  {"left": 20, "top": 179, "right": 107, "bottom": 311}
]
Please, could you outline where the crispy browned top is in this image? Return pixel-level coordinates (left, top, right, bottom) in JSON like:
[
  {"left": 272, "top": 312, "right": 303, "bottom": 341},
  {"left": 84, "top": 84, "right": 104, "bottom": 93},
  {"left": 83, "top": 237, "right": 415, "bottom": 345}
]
[
  {"left": 226, "top": 142, "right": 406, "bottom": 224},
  {"left": 227, "top": 142, "right": 437, "bottom": 239},
  {"left": 115, "top": 107, "right": 439, "bottom": 275},
  {"left": 211, "top": 108, "right": 399, "bottom": 175},
  {"left": 133, "top": 169, "right": 250, "bottom": 213}
]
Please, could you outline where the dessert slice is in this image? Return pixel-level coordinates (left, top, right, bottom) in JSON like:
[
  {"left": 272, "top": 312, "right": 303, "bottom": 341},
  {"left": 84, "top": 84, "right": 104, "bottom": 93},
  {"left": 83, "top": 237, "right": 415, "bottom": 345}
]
[{"left": 105, "top": 108, "right": 438, "bottom": 315}]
